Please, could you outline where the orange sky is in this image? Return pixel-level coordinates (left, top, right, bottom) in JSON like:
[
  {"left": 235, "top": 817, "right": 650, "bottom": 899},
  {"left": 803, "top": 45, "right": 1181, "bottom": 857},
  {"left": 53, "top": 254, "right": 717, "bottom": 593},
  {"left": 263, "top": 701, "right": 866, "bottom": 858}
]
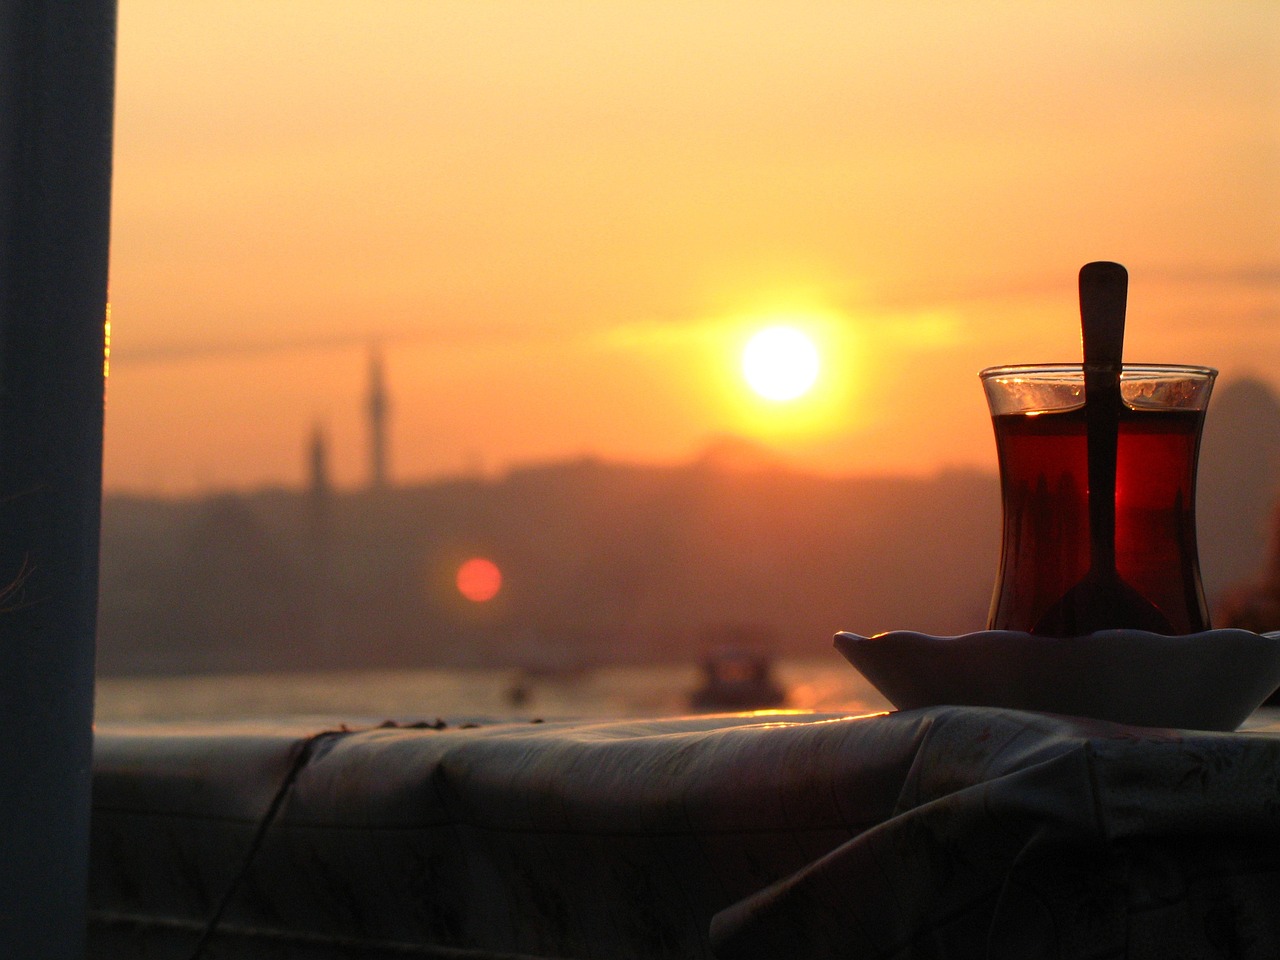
[{"left": 104, "top": 1, "right": 1279, "bottom": 494}]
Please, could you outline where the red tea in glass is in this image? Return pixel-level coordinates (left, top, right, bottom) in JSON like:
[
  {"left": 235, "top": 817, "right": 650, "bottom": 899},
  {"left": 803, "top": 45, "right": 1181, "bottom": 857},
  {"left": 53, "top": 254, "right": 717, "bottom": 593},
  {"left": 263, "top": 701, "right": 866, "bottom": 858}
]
[{"left": 981, "top": 364, "right": 1216, "bottom": 635}]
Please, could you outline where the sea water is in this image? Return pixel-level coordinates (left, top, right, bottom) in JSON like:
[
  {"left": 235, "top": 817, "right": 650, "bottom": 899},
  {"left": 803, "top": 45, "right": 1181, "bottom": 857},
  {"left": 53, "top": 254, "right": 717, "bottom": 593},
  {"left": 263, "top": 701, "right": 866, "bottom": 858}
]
[{"left": 94, "top": 657, "right": 890, "bottom": 725}]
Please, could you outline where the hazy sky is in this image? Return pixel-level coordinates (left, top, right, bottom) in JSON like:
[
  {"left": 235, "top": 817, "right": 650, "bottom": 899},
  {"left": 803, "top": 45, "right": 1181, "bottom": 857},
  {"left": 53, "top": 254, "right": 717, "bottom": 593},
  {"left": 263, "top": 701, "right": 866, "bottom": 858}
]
[{"left": 105, "top": 1, "right": 1278, "bottom": 493}]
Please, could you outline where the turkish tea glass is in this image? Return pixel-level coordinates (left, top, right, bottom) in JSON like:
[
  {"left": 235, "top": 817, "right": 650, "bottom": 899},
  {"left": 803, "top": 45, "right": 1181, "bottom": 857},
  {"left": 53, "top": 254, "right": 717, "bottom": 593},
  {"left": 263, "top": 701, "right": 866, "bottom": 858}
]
[{"left": 981, "top": 363, "right": 1217, "bottom": 635}]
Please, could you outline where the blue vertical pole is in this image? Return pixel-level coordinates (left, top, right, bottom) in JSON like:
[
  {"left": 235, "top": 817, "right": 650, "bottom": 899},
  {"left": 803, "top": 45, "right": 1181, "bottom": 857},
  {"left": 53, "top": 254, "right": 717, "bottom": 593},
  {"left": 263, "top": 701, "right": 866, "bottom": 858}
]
[{"left": 0, "top": 1, "right": 115, "bottom": 957}]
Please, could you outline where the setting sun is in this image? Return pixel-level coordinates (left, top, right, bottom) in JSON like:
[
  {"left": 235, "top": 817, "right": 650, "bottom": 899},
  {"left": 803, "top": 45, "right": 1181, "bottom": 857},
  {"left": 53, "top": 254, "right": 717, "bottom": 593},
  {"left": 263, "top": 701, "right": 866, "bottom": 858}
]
[{"left": 741, "top": 326, "right": 820, "bottom": 402}]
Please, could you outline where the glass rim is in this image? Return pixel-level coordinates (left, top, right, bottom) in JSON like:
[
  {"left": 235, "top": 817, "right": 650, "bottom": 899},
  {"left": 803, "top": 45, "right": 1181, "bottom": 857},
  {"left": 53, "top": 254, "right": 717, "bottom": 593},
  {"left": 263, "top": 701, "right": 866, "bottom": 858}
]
[{"left": 979, "top": 362, "right": 1218, "bottom": 380}]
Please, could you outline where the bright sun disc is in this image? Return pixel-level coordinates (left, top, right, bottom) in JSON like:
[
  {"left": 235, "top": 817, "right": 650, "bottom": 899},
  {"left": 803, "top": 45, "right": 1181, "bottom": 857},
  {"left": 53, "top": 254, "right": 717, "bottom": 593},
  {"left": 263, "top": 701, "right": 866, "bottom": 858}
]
[{"left": 742, "top": 326, "right": 820, "bottom": 401}]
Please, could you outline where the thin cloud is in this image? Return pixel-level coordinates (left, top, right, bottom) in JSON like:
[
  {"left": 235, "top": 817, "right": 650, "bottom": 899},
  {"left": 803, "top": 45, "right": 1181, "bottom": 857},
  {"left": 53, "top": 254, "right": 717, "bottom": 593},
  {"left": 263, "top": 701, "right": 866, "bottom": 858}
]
[
  {"left": 112, "top": 322, "right": 554, "bottom": 365},
  {"left": 1145, "top": 264, "right": 1280, "bottom": 287}
]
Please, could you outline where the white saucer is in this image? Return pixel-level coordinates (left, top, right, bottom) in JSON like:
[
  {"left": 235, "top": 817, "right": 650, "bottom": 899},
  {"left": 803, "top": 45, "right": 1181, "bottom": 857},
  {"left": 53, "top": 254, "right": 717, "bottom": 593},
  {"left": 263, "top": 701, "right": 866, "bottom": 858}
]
[{"left": 834, "top": 629, "right": 1280, "bottom": 731}]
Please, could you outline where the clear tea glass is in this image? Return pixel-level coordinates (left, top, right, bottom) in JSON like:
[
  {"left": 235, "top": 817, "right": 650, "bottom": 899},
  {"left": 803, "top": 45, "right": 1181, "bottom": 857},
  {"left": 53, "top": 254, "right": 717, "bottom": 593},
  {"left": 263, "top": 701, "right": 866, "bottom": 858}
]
[{"left": 981, "top": 363, "right": 1217, "bottom": 635}]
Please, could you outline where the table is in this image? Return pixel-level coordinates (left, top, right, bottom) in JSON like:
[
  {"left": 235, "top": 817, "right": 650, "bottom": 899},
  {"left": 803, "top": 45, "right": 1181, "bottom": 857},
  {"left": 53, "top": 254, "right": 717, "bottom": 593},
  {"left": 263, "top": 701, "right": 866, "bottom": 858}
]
[{"left": 90, "top": 706, "right": 1280, "bottom": 959}]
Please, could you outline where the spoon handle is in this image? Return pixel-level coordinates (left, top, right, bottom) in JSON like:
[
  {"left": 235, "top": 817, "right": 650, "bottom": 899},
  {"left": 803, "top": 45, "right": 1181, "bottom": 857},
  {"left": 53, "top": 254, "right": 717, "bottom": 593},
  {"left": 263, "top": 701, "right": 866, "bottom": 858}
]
[
  {"left": 1080, "top": 261, "right": 1127, "bottom": 572},
  {"left": 1080, "top": 261, "right": 1127, "bottom": 366}
]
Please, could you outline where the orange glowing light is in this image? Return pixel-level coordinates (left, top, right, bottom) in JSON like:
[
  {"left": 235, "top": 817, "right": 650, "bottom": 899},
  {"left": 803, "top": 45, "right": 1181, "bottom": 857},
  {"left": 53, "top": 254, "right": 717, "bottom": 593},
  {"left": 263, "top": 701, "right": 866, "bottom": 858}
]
[
  {"left": 103, "top": 303, "right": 111, "bottom": 381},
  {"left": 456, "top": 557, "right": 502, "bottom": 602}
]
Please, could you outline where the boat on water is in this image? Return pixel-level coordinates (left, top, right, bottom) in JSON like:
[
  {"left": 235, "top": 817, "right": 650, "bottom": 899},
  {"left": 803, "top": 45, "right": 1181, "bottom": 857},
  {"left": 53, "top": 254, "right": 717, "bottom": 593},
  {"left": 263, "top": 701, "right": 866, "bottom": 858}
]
[{"left": 689, "top": 644, "right": 787, "bottom": 712}]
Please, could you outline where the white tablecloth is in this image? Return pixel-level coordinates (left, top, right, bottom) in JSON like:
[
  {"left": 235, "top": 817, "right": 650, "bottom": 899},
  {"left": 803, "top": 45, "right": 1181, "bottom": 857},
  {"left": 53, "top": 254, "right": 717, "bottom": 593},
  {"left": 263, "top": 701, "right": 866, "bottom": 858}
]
[{"left": 91, "top": 706, "right": 1280, "bottom": 958}]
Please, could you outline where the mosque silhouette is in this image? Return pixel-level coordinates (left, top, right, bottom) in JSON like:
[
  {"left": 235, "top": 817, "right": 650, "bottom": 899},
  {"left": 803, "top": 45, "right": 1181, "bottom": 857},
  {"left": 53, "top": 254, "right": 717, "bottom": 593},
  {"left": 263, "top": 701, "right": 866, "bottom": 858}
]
[{"left": 308, "top": 348, "right": 392, "bottom": 506}]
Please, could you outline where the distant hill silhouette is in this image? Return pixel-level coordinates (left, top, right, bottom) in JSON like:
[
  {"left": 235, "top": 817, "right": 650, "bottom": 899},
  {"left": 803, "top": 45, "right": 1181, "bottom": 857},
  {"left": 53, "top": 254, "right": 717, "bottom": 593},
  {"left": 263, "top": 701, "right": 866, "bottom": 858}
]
[
  {"left": 691, "top": 434, "right": 789, "bottom": 472},
  {"left": 96, "top": 458, "right": 1001, "bottom": 675}
]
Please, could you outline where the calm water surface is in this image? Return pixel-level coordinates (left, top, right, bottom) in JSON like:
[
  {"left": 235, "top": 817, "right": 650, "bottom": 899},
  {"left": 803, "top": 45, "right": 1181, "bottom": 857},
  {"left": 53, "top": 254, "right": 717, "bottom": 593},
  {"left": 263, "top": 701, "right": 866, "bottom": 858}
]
[{"left": 95, "top": 657, "right": 890, "bottom": 725}]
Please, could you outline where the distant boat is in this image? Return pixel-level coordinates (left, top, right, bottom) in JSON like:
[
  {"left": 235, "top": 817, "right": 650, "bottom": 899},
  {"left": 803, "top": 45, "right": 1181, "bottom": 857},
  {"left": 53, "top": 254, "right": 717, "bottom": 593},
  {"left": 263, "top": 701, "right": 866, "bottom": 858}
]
[
  {"left": 504, "top": 653, "right": 594, "bottom": 708},
  {"left": 689, "top": 644, "right": 787, "bottom": 712}
]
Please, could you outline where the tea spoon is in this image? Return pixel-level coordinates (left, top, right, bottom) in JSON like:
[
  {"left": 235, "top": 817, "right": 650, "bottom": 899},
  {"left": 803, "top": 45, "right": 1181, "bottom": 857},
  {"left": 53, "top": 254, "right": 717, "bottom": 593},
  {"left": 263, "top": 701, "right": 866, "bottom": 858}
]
[{"left": 1033, "top": 262, "right": 1174, "bottom": 636}]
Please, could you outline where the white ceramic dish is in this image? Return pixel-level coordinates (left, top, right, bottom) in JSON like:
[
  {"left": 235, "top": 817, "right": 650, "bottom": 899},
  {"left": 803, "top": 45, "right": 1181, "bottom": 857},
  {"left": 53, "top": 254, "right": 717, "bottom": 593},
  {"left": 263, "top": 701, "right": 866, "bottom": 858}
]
[{"left": 833, "top": 628, "right": 1280, "bottom": 732}]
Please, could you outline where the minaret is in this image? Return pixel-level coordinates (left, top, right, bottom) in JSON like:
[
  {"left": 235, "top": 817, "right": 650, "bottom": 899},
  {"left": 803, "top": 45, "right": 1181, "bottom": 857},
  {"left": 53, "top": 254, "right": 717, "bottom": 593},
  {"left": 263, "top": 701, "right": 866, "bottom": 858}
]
[
  {"left": 303, "top": 421, "right": 335, "bottom": 663},
  {"left": 366, "top": 348, "right": 389, "bottom": 490},
  {"left": 307, "top": 422, "right": 330, "bottom": 511}
]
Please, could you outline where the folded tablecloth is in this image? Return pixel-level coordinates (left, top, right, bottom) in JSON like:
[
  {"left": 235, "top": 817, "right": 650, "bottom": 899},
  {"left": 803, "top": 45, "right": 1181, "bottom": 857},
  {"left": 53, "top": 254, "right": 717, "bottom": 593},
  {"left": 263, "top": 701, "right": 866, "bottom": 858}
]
[{"left": 91, "top": 706, "right": 1280, "bottom": 959}]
